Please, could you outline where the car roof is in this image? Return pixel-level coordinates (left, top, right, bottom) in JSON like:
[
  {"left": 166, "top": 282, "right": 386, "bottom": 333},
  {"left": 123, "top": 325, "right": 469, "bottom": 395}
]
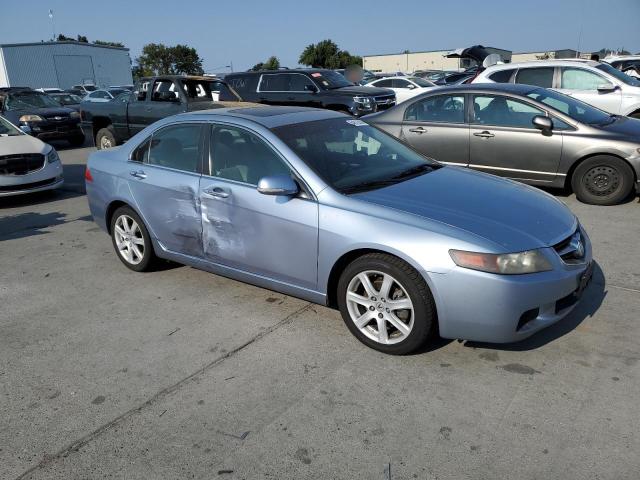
[
  {"left": 485, "top": 59, "right": 600, "bottom": 70},
  {"left": 226, "top": 69, "right": 329, "bottom": 76},
  {"left": 182, "top": 105, "right": 346, "bottom": 128},
  {"left": 431, "top": 83, "right": 540, "bottom": 95}
]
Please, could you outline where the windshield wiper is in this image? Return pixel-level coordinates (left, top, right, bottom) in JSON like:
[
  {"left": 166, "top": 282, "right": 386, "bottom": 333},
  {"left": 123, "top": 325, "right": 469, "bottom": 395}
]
[
  {"left": 341, "top": 178, "right": 400, "bottom": 194},
  {"left": 391, "top": 163, "right": 438, "bottom": 180}
]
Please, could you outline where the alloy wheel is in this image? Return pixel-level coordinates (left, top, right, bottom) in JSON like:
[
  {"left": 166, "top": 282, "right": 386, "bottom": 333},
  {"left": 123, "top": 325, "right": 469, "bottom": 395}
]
[
  {"left": 114, "top": 215, "right": 145, "bottom": 265},
  {"left": 346, "top": 270, "right": 414, "bottom": 345}
]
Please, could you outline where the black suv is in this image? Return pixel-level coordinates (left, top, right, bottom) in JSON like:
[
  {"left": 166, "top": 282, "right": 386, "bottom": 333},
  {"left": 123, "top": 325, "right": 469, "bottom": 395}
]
[
  {"left": 0, "top": 88, "right": 84, "bottom": 146},
  {"left": 225, "top": 69, "right": 395, "bottom": 116}
]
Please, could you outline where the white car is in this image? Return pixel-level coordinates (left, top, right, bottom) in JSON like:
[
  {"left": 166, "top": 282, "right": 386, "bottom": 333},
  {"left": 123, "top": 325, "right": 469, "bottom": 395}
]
[
  {"left": 605, "top": 55, "right": 640, "bottom": 79},
  {"left": 83, "top": 88, "right": 130, "bottom": 103},
  {"left": 365, "top": 76, "right": 437, "bottom": 103},
  {"left": 473, "top": 60, "right": 640, "bottom": 118},
  {"left": 0, "top": 116, "right": 63, "bottom": 196}
]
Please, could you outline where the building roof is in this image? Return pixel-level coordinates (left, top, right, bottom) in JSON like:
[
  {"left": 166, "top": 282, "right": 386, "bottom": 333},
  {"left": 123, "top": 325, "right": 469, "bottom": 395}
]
[
  {"left": 0, "top": 41, "right": 129, "bottom": 51},
  {"left": 513, "top": 49, "right": 578, "bottom": 55}
]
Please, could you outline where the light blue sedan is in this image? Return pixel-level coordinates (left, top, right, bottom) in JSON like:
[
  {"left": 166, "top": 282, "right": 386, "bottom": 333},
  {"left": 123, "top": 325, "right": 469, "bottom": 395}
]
[{"left": 85, "top": 106, "right": 593, "bottom": 354}]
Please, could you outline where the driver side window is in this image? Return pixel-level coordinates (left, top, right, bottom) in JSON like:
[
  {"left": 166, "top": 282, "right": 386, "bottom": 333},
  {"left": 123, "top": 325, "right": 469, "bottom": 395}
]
[
  {"left": 405, "top": 95, "right": 465, "bottom": 123},
  {"left": 209, "top": 125, "right": 290, "bottom": 185}
]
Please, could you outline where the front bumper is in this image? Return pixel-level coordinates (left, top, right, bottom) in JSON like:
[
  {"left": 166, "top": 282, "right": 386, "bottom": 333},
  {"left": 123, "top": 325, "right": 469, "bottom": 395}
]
[
  {"left": 0, "top": 161, "right": 63, "bottom": 197},
  {"left": 28, "top": 121, "right": 83, "bottom": 141},
  {"left": 428, "top": 230, "right": 593, "bottom": 343}
]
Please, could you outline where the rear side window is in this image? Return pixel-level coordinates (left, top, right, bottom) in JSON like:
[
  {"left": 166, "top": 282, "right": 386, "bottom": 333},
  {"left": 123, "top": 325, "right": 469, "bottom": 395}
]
[
  {"left": 488, "top": 69, "right": 516, "bottom": 83},
  {"left": 392, "top": 79, "right": 411, "bottom": 88},
  {"left": 147, "top": 124, "right": 202, "bottom": 173},
  {"left": 405, "top": 95, "right": 465, "bottom": 123},
  {"left": 259, "top": 74, "right": 290, "bottom": 92},
  {"left": 515, "top": 67, "right": 554, "bottom": 88},
  {"left": 373, "top": 79, "right": 393, "bottom": 88}
]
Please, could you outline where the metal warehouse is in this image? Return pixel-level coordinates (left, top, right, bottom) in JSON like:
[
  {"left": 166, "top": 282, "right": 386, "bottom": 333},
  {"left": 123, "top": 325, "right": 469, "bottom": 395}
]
[{"left": 0, "top": 41, "right": 133, "bottom": 89}]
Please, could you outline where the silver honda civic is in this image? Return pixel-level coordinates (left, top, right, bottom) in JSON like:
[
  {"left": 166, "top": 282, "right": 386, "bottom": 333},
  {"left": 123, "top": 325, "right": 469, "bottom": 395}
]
[{"left": 85, "top": 106, "right": 592, "bottom": 354}]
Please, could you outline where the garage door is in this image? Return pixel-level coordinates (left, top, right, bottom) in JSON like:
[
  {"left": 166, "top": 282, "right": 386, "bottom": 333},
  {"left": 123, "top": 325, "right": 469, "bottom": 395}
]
[{"left": 54, "top": 55, "right": 96, "bottom": 89}]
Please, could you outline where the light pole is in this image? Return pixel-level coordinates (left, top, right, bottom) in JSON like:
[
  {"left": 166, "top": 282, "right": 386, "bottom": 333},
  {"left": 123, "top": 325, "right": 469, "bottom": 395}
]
[{"left": 49, "top": 9, "right": 55, "bottom": 41}]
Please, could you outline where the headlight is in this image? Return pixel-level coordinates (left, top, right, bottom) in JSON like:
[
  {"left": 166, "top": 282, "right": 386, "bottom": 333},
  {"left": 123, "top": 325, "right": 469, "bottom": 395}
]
[
  {"left": 70, "top": 111, "right": 80, "bottom": 119},
  {"left": 47, "top": 148, "right": 60, "bottom": 164},
  {"left": 20, "top": 114, "right": 44, "bottom": 122},
  {"left": 353, "top": 96, "right": 374, "bottom": 108},
  {"left": 449, "top": 249, "right": 553, "bottom": 275}
]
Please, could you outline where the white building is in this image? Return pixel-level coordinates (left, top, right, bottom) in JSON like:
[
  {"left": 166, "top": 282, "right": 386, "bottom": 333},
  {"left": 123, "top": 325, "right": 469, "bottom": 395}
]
[{"left": 0, "top": 41, "right": 133, "bottom": 89}]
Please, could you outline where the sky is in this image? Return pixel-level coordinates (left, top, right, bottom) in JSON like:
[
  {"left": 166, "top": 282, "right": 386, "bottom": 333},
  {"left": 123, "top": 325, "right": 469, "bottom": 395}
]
[{"left": 1, "top": 0, "right": 639, "bottom": 73}]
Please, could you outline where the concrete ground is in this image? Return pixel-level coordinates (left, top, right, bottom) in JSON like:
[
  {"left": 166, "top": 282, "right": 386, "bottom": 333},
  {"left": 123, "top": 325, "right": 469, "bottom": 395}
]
[{"left": 1, "top": 145, "right": 639, "bottom": 480}]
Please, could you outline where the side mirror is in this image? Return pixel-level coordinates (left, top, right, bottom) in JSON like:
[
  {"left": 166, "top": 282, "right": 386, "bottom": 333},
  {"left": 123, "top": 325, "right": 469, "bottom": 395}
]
[
  {"left": 532, "top": 115, "right": 553, "bottom": 132},
  {"left": 597, "top": 84, "right": 618, "bottom": 93},
  {"left": 257, "top": 174, "right": 299, "bottom": 196},
  {"left": 304, "top": 84, "right": 318, "bottom": 93},
  {"left": 406, "top": 84, "right": 416, "bottom": 89}
]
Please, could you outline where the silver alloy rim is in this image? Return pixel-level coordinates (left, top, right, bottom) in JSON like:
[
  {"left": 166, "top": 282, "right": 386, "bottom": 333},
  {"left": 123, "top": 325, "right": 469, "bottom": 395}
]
[
  {"left": 100, "top": 136, "right": 113, "bottom": 149},
  {"left": 346, "top": 270, "right": 414, "bottom": 345},
  {"left": 114, "top": 215, "right": 145, "bottom": 265}
]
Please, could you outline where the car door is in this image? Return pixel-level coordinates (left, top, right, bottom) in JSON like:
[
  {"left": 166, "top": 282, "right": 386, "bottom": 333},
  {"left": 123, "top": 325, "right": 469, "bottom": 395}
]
[
  {"left": 126, "top": 81, "right": 152, "bottom": 136},
  {"left": 556, "top": 67, "right": 622, "bottom": 114},
  {"left": 126, "top": 122, "right": 205, "bottom": 257},
  {"left": 400, "top": 93, "right": 469, "bottom": 166},
  {"left": 199, "top": 123, "right": 318, "bottom": 290},
  {"left": 469, "top": 94, "right": 562, "bottom": 182}
]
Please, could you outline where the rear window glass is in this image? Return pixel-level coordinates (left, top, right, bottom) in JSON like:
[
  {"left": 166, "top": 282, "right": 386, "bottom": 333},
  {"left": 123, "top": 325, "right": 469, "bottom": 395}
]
[{"left": 515, "top": 67, "right": 554, "bottom": 88}]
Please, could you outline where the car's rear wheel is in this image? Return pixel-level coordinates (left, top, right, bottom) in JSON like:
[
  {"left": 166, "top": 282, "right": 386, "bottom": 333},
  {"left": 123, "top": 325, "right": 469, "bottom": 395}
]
[
  {"left": 96, "top": 127, "right": 116, "bottom": 150},
  {"left": 337, "top": 253, "right": 437, "bottom": 355},
  {"left": 571, "top": 155, "right": 634, "bottom": 205},
  {"left": 110, "top": 206, "right": 156, "bottom": 272}
]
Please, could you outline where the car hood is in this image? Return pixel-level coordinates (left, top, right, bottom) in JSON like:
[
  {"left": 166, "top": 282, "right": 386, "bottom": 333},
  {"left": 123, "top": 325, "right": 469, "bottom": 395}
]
[
  {"left": 352, "top": 167, "right": 576, "bottom": 251},
  {"left": 596, "top": 114, "right": 640, "bottom": 138},
  {"left": 10, "top": 106, "right": 76, "bottom": 118},
  {"left": 0, "top": 134, "right": 48, "bottom": 155},
  {"left": 328, "top": 86, "right": 394, "bottom": 97}
]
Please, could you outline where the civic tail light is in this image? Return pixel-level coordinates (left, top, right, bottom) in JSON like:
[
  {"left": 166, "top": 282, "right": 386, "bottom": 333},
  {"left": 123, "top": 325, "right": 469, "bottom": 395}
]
[{"left": 84, "top": 167, "right": 93, "bottom": 182}]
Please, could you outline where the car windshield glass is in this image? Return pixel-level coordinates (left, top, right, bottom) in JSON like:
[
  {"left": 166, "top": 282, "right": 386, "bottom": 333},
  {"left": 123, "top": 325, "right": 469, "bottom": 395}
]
[
  {"left": 83, "top": 85, "right": 97, "bottom": 91},
  {"left": 315, "top": 71, "right": 354, "bottom": 89},
  {"left": 407, "top": 77, "right": 435, "bottom": 87},
  {"left": 0, "top": 116, "right": 22, "bottom": 136},
  {"left": 272, "top": 117, "right": 440, "bottom": 194},
  {"left": 5, "top": 92, "right": 61, "bottom": 110},
  {"left": 596, "top": 63, "right": 640, "bottom": 86},
  {"left": 526, "top": 88, "right": 612, "bottom": 125},
  {"left": 107, "top": 89, "right": 127, "bottom": 97},
  {"left": 52, "top": 94, "right": 81, "bottom": 105}
]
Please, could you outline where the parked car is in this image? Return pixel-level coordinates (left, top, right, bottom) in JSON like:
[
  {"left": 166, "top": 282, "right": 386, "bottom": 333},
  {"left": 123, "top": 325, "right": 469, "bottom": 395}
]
[
  {"left": 83, "top": 88, "right": 130, "bottom": 103},
  {"left": 35, "top": 88, "right": 64, "bottom": 94},
  {"left": 225, "top": 69, "right": 396, "bottom": 117},
  {"left": 604, "top": 55, "right": 640, "bottom": 74},
  {"left": 71, "top": 84, "right": 97, "bottom": 95},
  {"left": 474, "top": 60, "right": 640, "bottom": 118},
  {"left": 0, "top": 88, "right": 84, "bottom": 146},
  {"left": 435, "top": 72, "right": 476, "bottom": 85},
  {"left": 48, "top": 92, "right": 84, "bottom": 111},
  {"left": 0, "top": 115, "right": 63, "bottom": 196},
  {"left": 365, "top": 76, "right": 437, "bottom": 103},
  {"left": 80, "top": 75, "right": 247, "bottom": 149},
  {"left": 109, "top": 85, "right": 134, "bottom": 91},
  {"left": 335, "top": 68, "right": 377, "bottom": 85},
  {"left": 86, "top": 106, "right": 592, "bottom": 354},
  {"left": 366, "top": 83, "right": 640, "bottom": 205}
]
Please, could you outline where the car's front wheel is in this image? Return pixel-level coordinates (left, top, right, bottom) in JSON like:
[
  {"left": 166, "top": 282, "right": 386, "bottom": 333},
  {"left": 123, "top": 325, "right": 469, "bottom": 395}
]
[
  {"left": 110, "top": 206, "right": 156, "bottom": 272},
  {"left": 337, "top": 253, "right": 437, "bottom": 355},
  {"left": 571, "top": 155, "right": 634, "bottom": 205}
]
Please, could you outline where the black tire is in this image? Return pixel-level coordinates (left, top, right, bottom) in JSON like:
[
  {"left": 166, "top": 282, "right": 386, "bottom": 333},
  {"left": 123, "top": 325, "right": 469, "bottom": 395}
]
[
  {"left": 571, "top": 155, "right": 635, "bottom": 205},
  {"left": 337, "top": 253, "right": 437, "bottom": 355},
  {"left": 109, "top": 206, "right": 156, "bottom": 272},
  {"left": 68, "top": 134, "right": 85, "bottom": 147},
  {"left": 96, "top": 127, "right": 117, "bottom": 150}
]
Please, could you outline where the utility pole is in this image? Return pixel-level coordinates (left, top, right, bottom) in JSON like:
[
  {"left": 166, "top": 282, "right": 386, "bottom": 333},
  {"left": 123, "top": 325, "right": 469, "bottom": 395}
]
[{"left": 49, "top": 9, "right": 55, "bottom": 41}]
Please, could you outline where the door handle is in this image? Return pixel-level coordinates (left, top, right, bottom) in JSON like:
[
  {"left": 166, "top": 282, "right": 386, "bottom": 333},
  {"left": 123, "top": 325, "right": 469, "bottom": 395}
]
[
  {"left": 473, "top": 131, "right": 495, "bottom": 138},
  {"left": 203, "top": 186, "right": 230, "bottom": 198},
  {"left": 408, "top": 126, "right": 428, "bottom": 134},
  {"left": 129, "top": 170, "right": 147, "bottom": 179}
]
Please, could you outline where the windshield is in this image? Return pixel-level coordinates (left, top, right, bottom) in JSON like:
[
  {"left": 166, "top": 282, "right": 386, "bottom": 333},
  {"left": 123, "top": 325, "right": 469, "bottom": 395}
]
[
  {"left": 596, "top": 63, "right": 640, "bottom": 86},
  {"left": 314, "top": 71, "right": 354, "bottom": 89},
  {"left": 83, "top": 85, "right": 97, "bottom": 92},
  {"left": 107, "top": 88, "right": 127, "bottom": 97},
  {"left": 526, "top": 88, "right": 612, "bottom": 125},
  {"left": 5, "top": 92, "right": 61, "bottom": 110},
  {"left": 0, "top": 116, "right": 22, "bottom": 136},
  {"left": 407, "top": 77, "right": 435, "bottom": 87},
  {"left": 52, "top": 94, "right": 82, "bottom": 105},
  {"left": 272, "top": 117, "right": 440, "bottom": 194}
]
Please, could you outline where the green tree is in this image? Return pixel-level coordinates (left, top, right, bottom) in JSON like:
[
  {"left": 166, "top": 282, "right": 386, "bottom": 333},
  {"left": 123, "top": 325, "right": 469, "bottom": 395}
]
[
  {"left": 94, "top": 40, "right": 125, "bottom": 48},
  {"left": 172, "top": 44, "right": 204, "bottom": 75},
  {"left": 299, "top": 39, "right": 361, "bottom": 69},
  {"left": 137, "top": 43, "right": 204, "bottom": 76},
  {"left": 77, "top": 35, "right": 88, "bottom": 43},
  {"left": 250, "top": 56, "right": 280, "bottom": 71}
]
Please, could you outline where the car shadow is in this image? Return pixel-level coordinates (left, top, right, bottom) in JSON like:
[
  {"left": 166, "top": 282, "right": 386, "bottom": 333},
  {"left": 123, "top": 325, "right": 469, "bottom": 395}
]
[
  {"left": 0, "top": 211, "right": 67, "bottom": 241},
  {"left": 464, "top": 261, "right": 606, "bottom": 352},
  {"left": 538, "top": 186, "right": 639, "bottom": 205},
  {"left": 0, "top": 164, "right": 87, "bottom": 210}
]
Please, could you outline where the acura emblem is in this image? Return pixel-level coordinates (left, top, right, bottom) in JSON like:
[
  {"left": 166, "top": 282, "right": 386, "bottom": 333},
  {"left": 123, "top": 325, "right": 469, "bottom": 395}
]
[{"left": 569, "top": 233, "right": 584, "bottom": 258}]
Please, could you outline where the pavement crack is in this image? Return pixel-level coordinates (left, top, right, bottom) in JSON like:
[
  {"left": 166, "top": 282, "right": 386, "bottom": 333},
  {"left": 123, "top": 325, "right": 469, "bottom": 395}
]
[{"left": 14, "top": 302, "right": 313, "bottom": 480}]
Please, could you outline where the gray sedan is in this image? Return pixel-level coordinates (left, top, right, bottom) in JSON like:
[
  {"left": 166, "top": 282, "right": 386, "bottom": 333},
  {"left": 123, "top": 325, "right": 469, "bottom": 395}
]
[
  {"left": 86, "top": 106, "right": 592, "bottom": 354},
  {"left": 367, "top": 83, "right": 640, "bottom": 205}
]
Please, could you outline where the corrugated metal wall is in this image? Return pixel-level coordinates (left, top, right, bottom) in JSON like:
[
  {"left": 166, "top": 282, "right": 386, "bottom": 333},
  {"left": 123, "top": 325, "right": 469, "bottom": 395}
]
[{"left": 0, "top": 42, "right": 132, "bottom": 89}]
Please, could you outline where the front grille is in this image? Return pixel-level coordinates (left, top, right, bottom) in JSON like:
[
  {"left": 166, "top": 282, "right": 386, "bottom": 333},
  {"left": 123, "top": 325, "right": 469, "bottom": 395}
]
[
  {"left": 43, "top": 114, "right": 70, "bottom": 121},
  {"left": 0, "top": 154, "right": 46, "bottom": 175},
  {"left": 0, "top": 177, "right": 57, "bottom": 192},
  {"left": 553, "top": 229, "right": 586, "bottom": 264},
  {"left": 374, "top": 94, "right": 396, "bottom": 110}
]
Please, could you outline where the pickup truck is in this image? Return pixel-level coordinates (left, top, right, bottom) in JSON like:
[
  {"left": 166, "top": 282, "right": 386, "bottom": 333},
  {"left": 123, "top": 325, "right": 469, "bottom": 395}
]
[{"left": 80, "top": 75, "right": 247, "bottom": 149}]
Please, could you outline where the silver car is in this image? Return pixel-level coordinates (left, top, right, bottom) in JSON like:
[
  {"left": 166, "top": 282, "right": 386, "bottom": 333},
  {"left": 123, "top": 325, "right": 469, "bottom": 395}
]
[
  {"left": 367, "top": 83, "right": 640, "bottom": 205},
  {"left": 86, "top": 107, "right": 592, "bottom": 354}
]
